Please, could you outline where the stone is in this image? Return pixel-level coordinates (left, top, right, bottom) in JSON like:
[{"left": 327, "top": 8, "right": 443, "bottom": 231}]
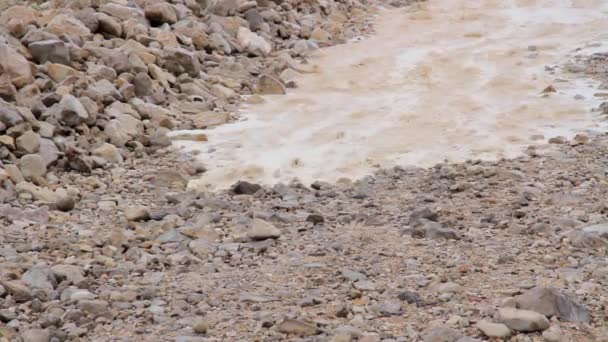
[
  {"left": 306, "top": 214, "right": 324, "bottom": 224},
  {"left": 311, "top": 27, "right": 331, "bottom": 43},
  {"left": 476, "top": 321, "right": 511, "bottom": 339},
  {"left": 192, "top": 111, "right": 230, "bottom": 129},
  {"left": 0, "top": 74, "right": 16, "bottom": 101},
  {"left": 21, "top": 29, "right": 58, "bottom": 46},
  {"left": 0, "top": 280, "right": 32, "bottom": 302},
  {"left": 162, "top": 47, "right": 201, "bottom": 77},
  {"left": 542, "top": 326, "right": 562, "bottom": 342},
  {"left": 96, "top": 12, "right": 123, "bottom": 37},
  {"left": 277, "top": 319, "right": 321, "bottom": 336},
  {"left": 244, "top": 8, "right": 264, "bottom": 31},
  {"left": 54, "top": 196, "right": 76, "bottom": 212},
  {"left": 99, "top": 3, "right": 144, "bottom": 21},
  {"left": 583, "top": 223, "right": 608, "bottom": 238},
  {"left": 61, "top": 288, "right": 95, "bottom": 301},
  {"left": 514, "top": 286, "right": 590, "bottom": 323},
  {"left": 46, "top": 14, "right": 90, "bottom": 41},
  {"left": 353, "top": 280, "right": 376, "bottom": 291},
  {"left": 237, "top": 27, "right": 272, "bottom": 56},
  {"left": 19, "top": 154, "right": 46, "bottom": 179},
  {"left": 47, "top": 63, "right": 78, "bottom": 83},
  {"left": 16, "top": 131, "right": 40, "bottom": 154},
  {"left": 0, "top": 43, "right": 33, "bottom": 87},
  {"left": 189, "top": 238, "right": 217, "bottom": 257},
  {"left": 0, "top": 99, "right": 24, "bottom": 126},
  {"left": 56, "top": 95, "right": 89, "bottom": 127},
  {"left": 38, "top": 138, "right": 60, "bottom": 167},
  {"left": 247, "top": 218, "right": 282, "bottom": 240},
  {"left": 0, "top": 6, "right": 38, "bottom": 33},
  {"left": 0, "top": 134, "right": 14, "bottom": 148},
  {"left": 125, "top": 206, "right": 151, "bottom": 221},
  {"left": 192, "top": 318, "right": 209, "bottom": 334},
  {"left": 77, "top": 299, "right": 109, "bottom": 316},
  {"left": 145, "top": 3, "right": 177, "bottom": 24},
  {"left": 5, "top": 164, "right": 25, "bottom": 183},
  {"left": 29, "top": 39, "right": 70, "bottom": 65},
  {"left": 232, "top": 180, "right": 261, "bottom": 194},
  {"left": 240, "top": 293, "right": 279, "bottom": 303},
  {"left": 372, "top": 300, "right": 401, "bottom": 316},
  {"left": 422, "top": 327, "right": 462, "bottom": 342},
  {"left": 255, "top": 74, "right": 286, "bottom": 95},
  {"left": 51, "top": 265, "right": 84, "bottom": 284},
  {"left": 497, "top": 308, "right": 550, "bottom": 332},
  {"left": 132, "top": 72, "right": 153, "bottom": 97},
  {"left": 22, "top": 265, "right": 55, "bottom": 292},
  {"left": 92, "top": 143, "right": 123, "bottom": 164},
  {"left": 398, "top": 290, "right": 424, "bottom": 305},
  {"left": 15, "top": 182, "right": 57, "bottom": 202},
  {"left": 20, "top": 329, "right": 51, "bottom": 342}
]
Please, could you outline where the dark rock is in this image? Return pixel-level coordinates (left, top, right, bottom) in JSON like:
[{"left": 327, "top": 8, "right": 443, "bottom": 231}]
[
  {"left": 232, "top": 180, "right": 262, "bottom": 194},
  {"left": 306, "top": 214, "right": 324, "bottom": 225},
  {"left": 29, "top": 40, "right": 70, "bottom": 65}
]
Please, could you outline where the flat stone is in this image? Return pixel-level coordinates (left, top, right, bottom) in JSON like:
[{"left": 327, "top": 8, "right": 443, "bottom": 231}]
[
  {"left": 422, "top": 327, "right": 462, "bottom": 342},
  {"left": 247, "top": 218, "right": 281, "bottom": 240},
  {"left": 476, "top": 320, "right": 511, "bottom": 339},
  {"left": 239, "top": 293, "right": 279, "bottom": 303},
  {"left": 277, "top": 319, "right": 321, "bottom": 336},
  {"left": 497, "top": 307, "right": 550, "bottom": 332},
  {"left": 583, "top": 223, "right": 608, "bottom": 238},
  {"left": 20, "top": 329, "right": 51, "bottom": 342}
]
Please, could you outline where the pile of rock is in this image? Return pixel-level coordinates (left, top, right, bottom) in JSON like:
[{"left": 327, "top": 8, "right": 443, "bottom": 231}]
[{"left": 0, "top": 0, "right": 377, "bottom": 205}]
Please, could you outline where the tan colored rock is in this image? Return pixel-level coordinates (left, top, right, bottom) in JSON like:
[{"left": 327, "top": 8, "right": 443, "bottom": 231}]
[
  {"left": 145, "top": 3, "right": 177, "bottom": 24},
  {"left": 5, "top": 164, "right": 24, "bottom": 183},
  {"left": 92, "top": 143, "right": 123, "bottom": 164},
  {"left": 0, "top": 135, "right": 15, "bottom": 149},
  {"left": 16, "top": 131, "right": 40, "bottom": 154},
  {"left": 46, "top": 14, "right": 91, "bottom": 41},
  {"left": 0, "top": 5, "right": 38, "bottom": 37},
  {"left": 0, "top": 280, "right": 32, "bottom": 302},
  {"left": 170, "top": 133, "right": 208, "bottom": 142},
  {"left": 192, "top": 111, "right": 231, "bottom": 129},
  {"left": 255, "top": 74, "right": 286, "bottom": 95},
  {"left": 476, "top": 320, "right": 511, "bottom": 339},
  {"left": 311, "top": 27, "right": 331, "bottom": 43},
  {"left": 247, "top": 218, "right": 282, "bottom": 240},
  {"left": 277, "top": 319, "right": 321, "bottom": 336},
  {"left": 0, "top": 43, "right": 33, "bottom": 88},
  {"left": 210, "top": 84, "right": 237, "bottom": 99},
  {"left": 47, "top": 64, "right": 79, "bottom": 83}
]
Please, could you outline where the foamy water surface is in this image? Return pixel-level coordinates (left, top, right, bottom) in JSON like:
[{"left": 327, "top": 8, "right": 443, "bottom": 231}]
[{"left": 174, "top": 0, "right": 608, "bottom": 190}]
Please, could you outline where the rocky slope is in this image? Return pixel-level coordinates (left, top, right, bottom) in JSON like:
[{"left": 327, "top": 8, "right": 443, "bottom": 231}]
[{"left": 0, "top": 0, "right": 397, "bottom": 205}]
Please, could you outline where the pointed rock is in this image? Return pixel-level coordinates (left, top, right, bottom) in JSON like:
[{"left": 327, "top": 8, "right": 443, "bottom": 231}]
[{"left": 515, "top": 286, "right": 590, "bottom": 323}]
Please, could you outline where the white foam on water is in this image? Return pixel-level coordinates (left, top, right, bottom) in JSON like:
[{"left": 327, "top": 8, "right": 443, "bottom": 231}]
[{"left": 175, "top": 0, "right": 608, "bottom": 190}]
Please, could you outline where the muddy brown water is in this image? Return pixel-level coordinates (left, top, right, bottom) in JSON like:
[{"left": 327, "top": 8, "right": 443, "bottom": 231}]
[{"left": 175, "top": 0, "right": 608, "bottom": 190}]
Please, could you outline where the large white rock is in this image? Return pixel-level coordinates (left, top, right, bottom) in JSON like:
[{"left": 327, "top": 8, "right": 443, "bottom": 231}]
[{"left": 237, "top": 27, "right": 271, "bottom": 57}]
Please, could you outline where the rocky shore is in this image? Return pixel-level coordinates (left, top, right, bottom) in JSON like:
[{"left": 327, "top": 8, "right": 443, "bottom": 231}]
[{"left": 2, "top": 0, "right": 608, "bottom": 341}]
